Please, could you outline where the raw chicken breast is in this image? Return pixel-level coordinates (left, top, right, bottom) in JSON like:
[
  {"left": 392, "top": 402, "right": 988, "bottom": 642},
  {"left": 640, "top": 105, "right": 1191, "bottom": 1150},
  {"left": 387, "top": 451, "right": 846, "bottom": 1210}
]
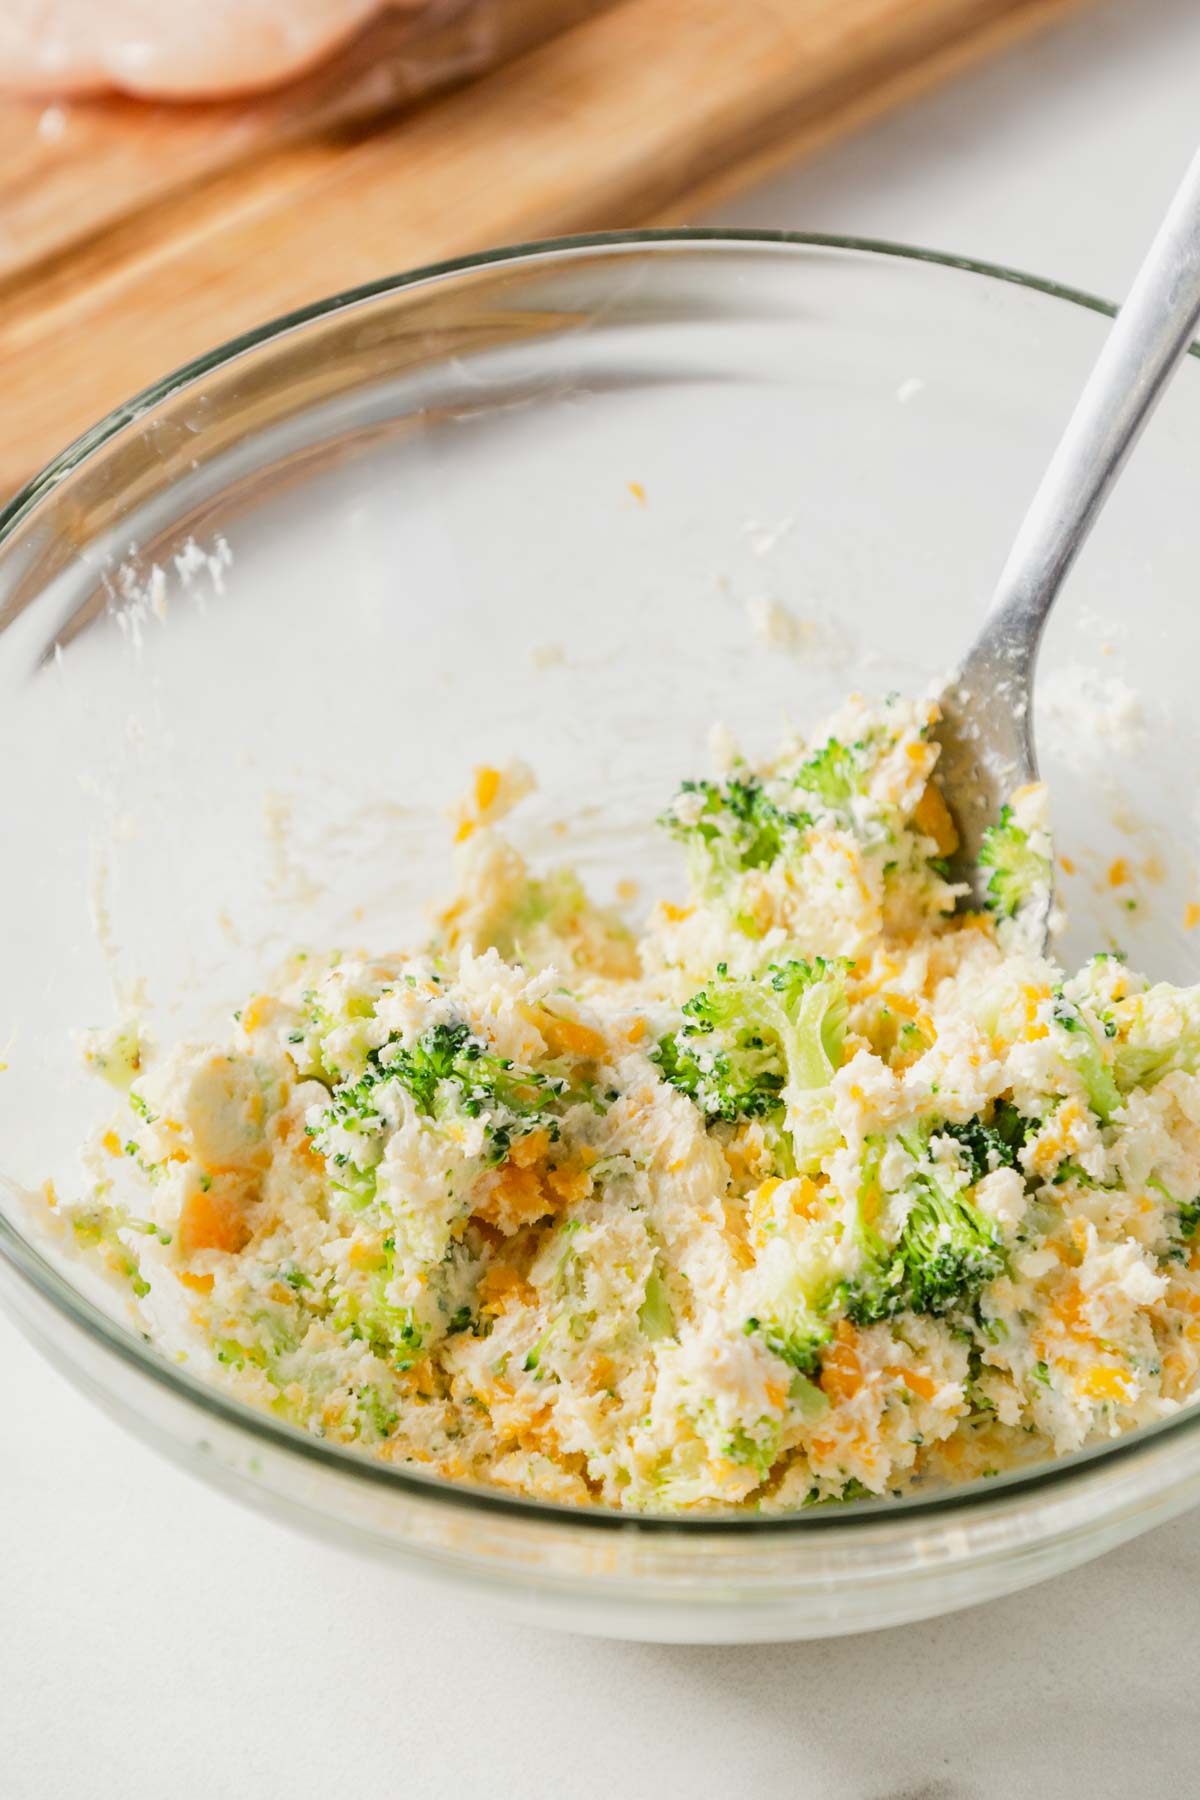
[{"left": 0, "top": 0, "right": 421, "bottom": 98}]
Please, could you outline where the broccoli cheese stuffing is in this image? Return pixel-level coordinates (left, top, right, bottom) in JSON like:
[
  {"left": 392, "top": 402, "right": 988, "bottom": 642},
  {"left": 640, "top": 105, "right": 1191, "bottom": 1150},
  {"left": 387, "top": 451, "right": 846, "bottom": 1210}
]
[{"left": 57, "top": 693, "right": 1200, "bottom": 1512}]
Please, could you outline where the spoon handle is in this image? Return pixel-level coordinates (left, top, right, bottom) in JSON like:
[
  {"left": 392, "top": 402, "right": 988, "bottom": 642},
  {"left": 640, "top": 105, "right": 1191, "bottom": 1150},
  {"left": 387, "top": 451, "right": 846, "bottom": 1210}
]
[{"left": 987, "top": 144, "right": 1200, "bottom": 659}]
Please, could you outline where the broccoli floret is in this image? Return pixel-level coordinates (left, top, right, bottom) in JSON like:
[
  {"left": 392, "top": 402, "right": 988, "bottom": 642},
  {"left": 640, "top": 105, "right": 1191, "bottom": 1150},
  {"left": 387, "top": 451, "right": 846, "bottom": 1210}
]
[
  {"left": 333, "top": 1233, "right": 425, "bottom": 1368},
  {"left": 978, "top": 803, "right": 1051, "bottom": 918},
  {"left": 653, "top": 1014, "right": 782, "bottom": 1123},
  {"left": 658, "top": 776, "right": 812, "bottom": 897},
  {"left": 1052, "top": 995, "right": 1121, "bottom": 1123},
  {"left": 313, "top": 1018, "right": 585, "bottom": 1189},
  {"left": 653, "top": 958, "right": 849, "bottom": 1124},
  {"left": 744, "top": 1310, "right": 829, "bottom": 1376},
  {"left": 899, "top": 1181, "right": 1006, "bottom": 1316},
  {"left": 1109, "top": 984, "right": 1200, "bottom": 1093},
  {"left": 841, "top": 1138, "right": 1005, "bottom": 1324},
  {"left": 388, "top": 1021, "right": 572, "bottom": 1159},
  {"left": 382, "top": 1019, "right": 476, "bottom": 1111},
  {"left": 1145, "top": 1178, "right": 1200, "bottom": 1263},
  {"left": 720, "top": 1421, "right": 783, "bottom": 1481},
  {"left": 790, "top": 738, "right": 865, "bottom": 814},
  {"left": 941, "top": 1101, "right": 1029, "bottom": 1181},
  {"left": 1114, "top": 1041, "right": 1191, "bottom": 1091},
  {"left": 1178, "top": 1198, "right": 1200, "bottom": 1240}
]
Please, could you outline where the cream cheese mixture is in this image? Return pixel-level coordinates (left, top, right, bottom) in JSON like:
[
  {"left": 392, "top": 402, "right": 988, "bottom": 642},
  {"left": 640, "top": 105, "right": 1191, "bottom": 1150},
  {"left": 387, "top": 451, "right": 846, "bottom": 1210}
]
[{"left": 57, "top": 693, "right": 1200, "bottom": 1511}]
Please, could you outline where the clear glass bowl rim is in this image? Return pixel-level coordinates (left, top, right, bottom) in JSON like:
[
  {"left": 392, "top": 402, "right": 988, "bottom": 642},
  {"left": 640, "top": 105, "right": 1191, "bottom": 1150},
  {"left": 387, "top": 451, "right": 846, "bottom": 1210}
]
[{"left": 3, "top": 225, "right": 1195, "bottom": 1541}]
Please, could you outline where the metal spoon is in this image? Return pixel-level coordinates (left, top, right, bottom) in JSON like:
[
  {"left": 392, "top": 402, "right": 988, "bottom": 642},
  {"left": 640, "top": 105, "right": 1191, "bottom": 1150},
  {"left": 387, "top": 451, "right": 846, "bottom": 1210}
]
[{"left": 935, "top": 146, "right": 1200, "bottom": 921}]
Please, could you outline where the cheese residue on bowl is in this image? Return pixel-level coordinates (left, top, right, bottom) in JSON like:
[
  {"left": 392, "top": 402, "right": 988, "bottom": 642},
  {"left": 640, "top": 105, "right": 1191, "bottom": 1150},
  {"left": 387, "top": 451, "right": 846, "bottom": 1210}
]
[{"left": 59, "top": 694, "right": 1200, "bottom": 1511}]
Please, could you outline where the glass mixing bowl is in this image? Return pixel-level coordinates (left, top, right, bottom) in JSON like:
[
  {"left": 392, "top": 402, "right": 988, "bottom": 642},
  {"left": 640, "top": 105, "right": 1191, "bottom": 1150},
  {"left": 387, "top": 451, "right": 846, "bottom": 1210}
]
[{"left": 3, "top": 233, "right": 1200, "bottom": 1644}]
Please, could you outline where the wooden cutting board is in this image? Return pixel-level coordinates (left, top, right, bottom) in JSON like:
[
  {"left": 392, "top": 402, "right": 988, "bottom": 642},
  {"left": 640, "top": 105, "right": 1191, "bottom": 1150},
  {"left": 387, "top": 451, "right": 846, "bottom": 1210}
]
[{"left": 0, "top": 0, "right": 1087, "bottom": 496}]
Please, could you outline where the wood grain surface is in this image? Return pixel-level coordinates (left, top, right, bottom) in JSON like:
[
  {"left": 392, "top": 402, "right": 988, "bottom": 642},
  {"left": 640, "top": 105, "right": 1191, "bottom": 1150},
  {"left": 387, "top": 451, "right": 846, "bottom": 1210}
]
[
  {"left": 0, "top": 0, "right": 619, "bottom": 283},
  {"left": 0, "top": 0, "right": 1088, "bottom": 496}
]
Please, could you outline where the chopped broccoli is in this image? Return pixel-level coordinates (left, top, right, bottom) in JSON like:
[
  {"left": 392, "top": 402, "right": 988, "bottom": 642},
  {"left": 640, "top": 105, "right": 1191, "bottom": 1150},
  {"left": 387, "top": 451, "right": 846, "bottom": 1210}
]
[
  {"left": 842, "top": 1138, "right": 1005, "bottom": 1324},
  {"left": 1144, "top": 1178, "right": 1200, "bottom": 1262},
  {"left": 388, "top": 1022, "right": 561, "bottom": 1147},
  {"left": 1179, "top": 1198, "right": 1200, "bottom": 1240},
  {"left": 1050, "top": 1157, "right": 1099, "bottom": 1190},
  {"left": 899, "top": 1181, "right": 1006, "bottom": 1316},
  {"left": 789, "top": 737, "right": 865, "bottom": 814},
  {"left": 652, "top": 958, "right": 849, "bottom": 1125},
  {"left": 653, "top": 1015, "right": 782, "bottom": 1123},
  {"left": 658, "top": 776, "right": 812, "bottom": 897},
  {"left": 355, "top": 1385, "right": 400, "bottom": 1441},
  {"left": 68, "top": 1197, "right": 159, "bottom": 1300},
  {"left": 741, "top": 1196, "right": 842, "bottom": 1380},
  {"left": 978, "top": 803, "right": 1051, "bottom": 919},
  {"left": 333, "top": 1233, "right": 425, "bottom": 1369},
  {"left": 1052, "top": 995, "right": 1121, "bottom": 1123},
  {"left": 744, "top": 1310, "right": 829, "bottom": 1376},
  {"left": 1109, "top": 983, "right": 1200, "bottom": 1093},
  {"left": 294, "top": 985, "right": 358, "bottom": 1083},
  {"left": 721, "top": 1422, "right": 782, "bottom": 1480},
  {"left": 639, "top": 1267, "right": 675, "bottom": 1341},
  {"left": 941, "top": 1101, "right": 1029, "bottom": 1181},
  {"left": 326, "top": 1162, "right": 380, "bottom": 1211},
  {"left": 312, "top": 1018, "right": 585, "bottom": 1181}
]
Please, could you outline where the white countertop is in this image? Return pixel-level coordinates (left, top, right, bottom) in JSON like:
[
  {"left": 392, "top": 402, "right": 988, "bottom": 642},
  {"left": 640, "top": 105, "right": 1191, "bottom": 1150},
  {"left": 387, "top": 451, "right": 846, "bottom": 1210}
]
[{"left": 6, "top": 3, "right": 1200, "bottom": 1793}]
